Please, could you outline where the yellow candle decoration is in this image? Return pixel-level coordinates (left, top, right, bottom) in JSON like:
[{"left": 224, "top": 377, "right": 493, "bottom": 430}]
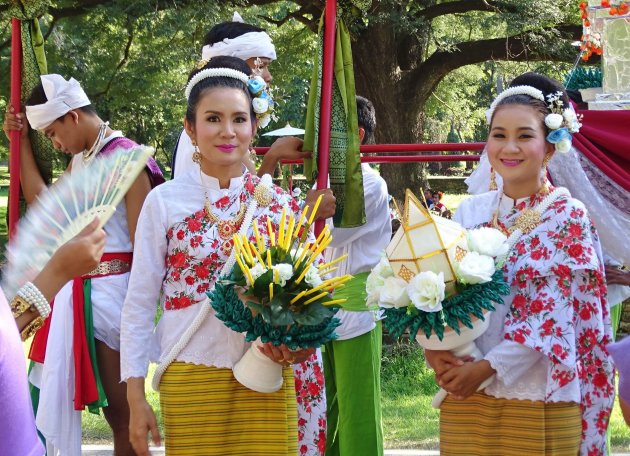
[
  {"left": 241, "top": 234, "right": 254, "bottom": 265},
  {"left": 269, "top": 282, "right": 274, "bottom": 300},
  {"left": 317, "top": 254, "right": 348, "bottom": 272},
  {"left": 284, "top": 214, "right": 295, "bottom": 251},
  {"left": 266, "top": 216, "right": 276, "bottom": 246},
  {"left": 250, "top": 241, "right": 265, "bottom": 265},
  {"left": 303, "top": 291, "right": 329, "bottom": 306},
  {"left": 278, "top": 208, "right": 286, "bottom": 248},
  {"left": 266, "top": 249, "right": 272, "bottom": 269},
  {"left": 274, "top": 267, "right": 279, "bottom": 285},
  {"left": 253, "top": 221, "right": 264, "bottom": 252},
  {"left": 321, "top": 299, "right": 348, "bottom": 306},
  {"left": 307, "top": 194, "right": 323, "bottom": 226},
  {"left": 290, "top": 290, "right": 307, "bottom": 304},
  {"left": 235, "top": 254, "right": 255, "bottom": 286},
  {"left": 293, "top": 210, "right": 307, "bottom": 244},
  {"left": 318, "top": 266, "right": 339, "bottom": 277},
  {"left": 295, "top": 242, "right": 313, "bottom": 267}
]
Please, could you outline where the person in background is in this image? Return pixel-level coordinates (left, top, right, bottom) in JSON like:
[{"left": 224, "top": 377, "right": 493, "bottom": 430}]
[{"left": 322, "top": 95, "right": 391, "bottom": 456}]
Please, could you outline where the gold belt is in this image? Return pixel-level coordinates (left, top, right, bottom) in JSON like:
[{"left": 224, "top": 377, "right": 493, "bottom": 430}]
[{"left": 86, "top": 258, "right": 131, "bottom": 277}]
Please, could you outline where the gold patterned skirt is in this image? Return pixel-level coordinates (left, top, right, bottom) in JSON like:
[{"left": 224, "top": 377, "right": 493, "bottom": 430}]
[
  {"left": 440, "top": 392, "right": 581, "bottom": 455},
  {"left": 159, "top": 362, "right": 297, "bottom": 455}
]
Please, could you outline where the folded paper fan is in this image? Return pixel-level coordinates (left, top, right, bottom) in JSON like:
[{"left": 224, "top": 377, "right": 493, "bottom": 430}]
[
  {"left": 1, "top": 145, "right": 154, "bottom": 298},
  {"left": 262, "top": 123, "right": 305, "bottom": 137}
]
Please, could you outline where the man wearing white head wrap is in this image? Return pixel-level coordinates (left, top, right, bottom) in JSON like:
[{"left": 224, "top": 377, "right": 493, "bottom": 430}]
[
  {"left": 3, "top": 73, "right": 162, "bottom": 456},
  {"left": 24, "top": 74, "right": 91, "bottom": 131},
  {"left": 172, "top": 13, "right": 277, "bottom": 179}
]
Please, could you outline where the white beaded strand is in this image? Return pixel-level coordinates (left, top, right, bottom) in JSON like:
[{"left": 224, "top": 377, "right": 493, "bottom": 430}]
[{"left": 17, "top": 281, "right": 51, "bottom": 319}]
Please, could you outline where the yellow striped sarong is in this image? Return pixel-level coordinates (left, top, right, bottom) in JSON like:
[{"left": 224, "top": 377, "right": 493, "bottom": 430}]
[
  {"left": 440, "top": 392, "right": 581, "bottom": 455},
  {"left": 160, "top": 362, "right": 297, "bottom": 455}
]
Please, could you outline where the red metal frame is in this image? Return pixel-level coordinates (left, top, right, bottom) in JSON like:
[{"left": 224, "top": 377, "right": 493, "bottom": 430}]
[{"left": 9, "top": 18, "right": 22, "bottom": 239}]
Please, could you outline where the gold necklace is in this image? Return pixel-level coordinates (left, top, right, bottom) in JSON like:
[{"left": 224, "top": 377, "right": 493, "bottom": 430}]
[
  {"left": 492, "top": 186, "right": 549, "bottom": 236},
  {"left": 204, "top": 196, "right": 246, "bottom": 240}
]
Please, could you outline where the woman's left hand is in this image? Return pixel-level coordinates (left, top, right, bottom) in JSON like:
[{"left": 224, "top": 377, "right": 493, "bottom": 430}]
[
  {"left": 438, "top": 360, "right": 496, "bottom": 400},
  {"left": 258, "top": 342, "right": 315, "bottom": 367}
]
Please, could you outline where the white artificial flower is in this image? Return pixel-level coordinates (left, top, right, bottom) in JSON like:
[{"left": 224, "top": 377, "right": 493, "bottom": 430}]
[
  {"left": 406, "top": 271, "right": 445, "bottom": 313},
  {"left": 252, "top": 75, "right": 266, "bottom": 87},
  {"left": 258, "top": 114, "right": 271, "bottom": 129},
  {"left": 467, "top": 227, "right": 508, "bottom": 258},
  {"left": 304, "top": 265, "right": 323, "bottom": 288},
  {"left": 544, "top": 113, "right": 564, "bottom": 130},
  {"left": 272, "top": 263, "right": 294, "bottom": 286},
  {"left": 249, "top": 263, "right": 268, "bottom": 283},
  {"left": 252, "top": 97, "right": 269, "bottom": 114},
  {"left": 378, "top": 276, "right": 410, "bottom": 309},
  {"left": 372, "top": 257, "right": 394, "bottom": 280},
  {"left": 563, "top": 108, "right": 576, "bottom": 122},
  {"left": 455, "top": 252, "right": 495, "bottom": 284},
  {"left": 556, "top": 138, "right": 572, "bottom": 153}
]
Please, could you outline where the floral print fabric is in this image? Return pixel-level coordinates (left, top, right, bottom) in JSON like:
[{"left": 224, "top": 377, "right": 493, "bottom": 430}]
[
  {"left": 491, "top": 189, "right": 614, "bottom": 455},
  {"left": 294, "top": 350, "right": 327, "bottom": 455}
]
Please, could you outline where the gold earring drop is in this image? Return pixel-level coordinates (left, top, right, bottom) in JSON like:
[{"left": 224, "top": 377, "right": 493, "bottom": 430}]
[
  {"left": 191, "top": 140, "right": 202, "bottom": 164},
  {"left": 489, "top": 167, "right": 498, "bottom": 191}
]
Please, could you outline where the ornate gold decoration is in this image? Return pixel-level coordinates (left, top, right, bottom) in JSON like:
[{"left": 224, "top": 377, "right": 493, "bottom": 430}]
[
  {"left": 86, "top": 259, "right": 131, "bottom": 277},
  {"left": 254, "top": 184, "right": 273, "bottom": 207},
  {"left": 21, "top": 316, "right": 45, "bottom": 341},
  {"left": 204, "top": 199, "right": 246, "bottom": 240},
  {"left": 10, "top": 295, "right": 32, "bottom": 319},
  {"left": 455, "top": 246, "right": 467, "bottom": 262},
  {"left": 196, "top": 58, "right": 210, "bottom": 69},
  {"left": 398, "top": 265, "right": 416, "bottom": 282},
  {"left": 512, "top": 208, "right": 541, "bottom": 235}
]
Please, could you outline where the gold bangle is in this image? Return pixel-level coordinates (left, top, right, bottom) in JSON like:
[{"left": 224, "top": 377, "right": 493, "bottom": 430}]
[
  {"left": 10, "top": 295, "right": 33, "bottom": 319},
  {"left": 21, "top": 316, "right": 45, "bottom": 341}
]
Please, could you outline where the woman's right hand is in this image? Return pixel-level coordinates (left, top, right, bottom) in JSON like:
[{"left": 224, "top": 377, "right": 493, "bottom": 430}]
[
  {"left": 128, "top": 397, "right": 161, "bottom": 456},
  {"left": 3, "top": 105, "right": 28, "bottom": 140},
  {"left": 424, "top": 349, "right": 466, "bottom": 382}
]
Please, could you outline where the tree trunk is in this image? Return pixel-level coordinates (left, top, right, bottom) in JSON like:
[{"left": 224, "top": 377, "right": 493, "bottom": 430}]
[{"left": 351, "top": 23, "right": 430, "bottom": 202}]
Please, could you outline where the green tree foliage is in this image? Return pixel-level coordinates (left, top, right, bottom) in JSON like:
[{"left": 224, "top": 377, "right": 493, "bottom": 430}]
[{"left": 0, "top": 0, "right": 586, "bottom": 197}]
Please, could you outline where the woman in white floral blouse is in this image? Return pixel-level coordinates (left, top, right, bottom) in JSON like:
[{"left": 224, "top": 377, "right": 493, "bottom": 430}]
[{"left": 425, "top": 72, "right": 614, "bottom": 455}]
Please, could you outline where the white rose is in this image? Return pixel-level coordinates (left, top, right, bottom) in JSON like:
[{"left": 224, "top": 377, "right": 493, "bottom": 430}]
[
  {"left": 378, "top": 276, "right": 410, "bottom": 309},
  {"left": 304, "top": 265, "right": 323, "bottom": 288},
  {"left": 272, "top": 263, "right": 294, "bottom": 286},
  {"left": 467, "top": 227, "right": 508, "bottom": 258},
  {"left": 556, "top": 138, "right": 572, "bottom": 153},
  {"left": 406, "top": 271, "right": 445, "bottom": 313},
  {"left": 373, "top": 257, "right": 394, "bottom": 280},
  {"left": 252, "top": 97, "right": 269, "bottom": 114},
  {"left": 249, "top": 263, "right": 268, "bottom": 283},
  {"left": 258, "top": 114, "right": 271, "bottom": 129},
  {"left": 455, "top": 252, "right": 495, "bottom": 284},
  {"left": 544, "top": 113, "right": 564, "bottom": 130}
]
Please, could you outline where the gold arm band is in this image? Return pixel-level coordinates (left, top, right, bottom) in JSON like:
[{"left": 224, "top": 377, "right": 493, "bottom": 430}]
[{"left": 21, "top": 316, "right": 45, "bottom": 341}]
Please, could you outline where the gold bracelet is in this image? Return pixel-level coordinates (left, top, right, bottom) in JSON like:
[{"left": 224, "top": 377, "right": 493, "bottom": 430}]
[
  {"left": 21, "top": 316, "right": 45, "bottom": 341},
  {"left": 10, "top": 295, "right": 33, "bottom": 319}
]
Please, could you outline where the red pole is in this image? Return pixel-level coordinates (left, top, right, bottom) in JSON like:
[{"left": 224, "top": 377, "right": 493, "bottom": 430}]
[
  {"left": 8, "top": 18, "right": 22, "bottom": 239},
  {"left": 314, "top": 0, "right": 336, "bottom": 234}
]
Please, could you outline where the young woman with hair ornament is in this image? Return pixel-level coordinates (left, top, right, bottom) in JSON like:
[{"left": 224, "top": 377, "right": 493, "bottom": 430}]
[{"left": 425, "top": 73, "right": 614, "bottom": 455}]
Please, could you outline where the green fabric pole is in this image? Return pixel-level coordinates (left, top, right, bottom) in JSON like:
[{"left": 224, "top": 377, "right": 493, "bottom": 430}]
[
  {"left": 83, "top": 279, "right": 109, "bottom": 414},
  {"left": 332, "top": 271, "right": 374, "bottom": 311},
  {"left": 6, "top": 1, "right": 54, "bottom": 187},
  {"left": 303, "top": 14, "right": 365, "bottom": 228},
  {"left": 323, "top": 321, "right": 384, "bottom": 456}
]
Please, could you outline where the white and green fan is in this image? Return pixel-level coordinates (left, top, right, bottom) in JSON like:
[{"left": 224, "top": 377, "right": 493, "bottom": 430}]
[{"left": 1, "top": 145, "right": 154, "bottom": 298}]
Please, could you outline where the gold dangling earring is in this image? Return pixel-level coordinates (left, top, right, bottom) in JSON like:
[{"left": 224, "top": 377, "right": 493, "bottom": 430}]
[
  {"left": 192, "top": 140, "right": 202, "bottom": 164},
  {"left": 540, "top": 155, "right": 551, "bottom": 193},
  {"left": 489, "top": 167, "right": 498, "bottom": 191}
]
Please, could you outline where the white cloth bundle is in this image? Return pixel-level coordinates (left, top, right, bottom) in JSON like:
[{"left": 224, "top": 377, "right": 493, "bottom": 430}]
[
  {"left": 201, "top": 31, "right": 276, "bottom": 62},
  {"left": 25, "top": 74, "right": 90, "bottom": 130}
]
